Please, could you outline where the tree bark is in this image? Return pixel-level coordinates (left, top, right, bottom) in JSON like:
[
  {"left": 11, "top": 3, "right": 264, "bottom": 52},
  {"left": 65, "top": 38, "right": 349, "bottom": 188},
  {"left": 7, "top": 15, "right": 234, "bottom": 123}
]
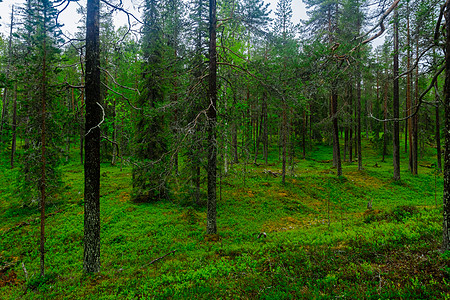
[
  {"left": 282, "top": 102, "right": 287, "bottom": 184},
  {"left": 357, "top": 67, "right": 362, "bottom": 171},
  {"left": 406, "top": 6, "right": 413, "bottom": 171},
  {"left": 436, "top": 81, "right": 442, "bottom": 172},
  {"left": 412, "top": 40, "right": 419, "bottom": 175},
  {"left": 349, "top": 84, "right": 353, "bottom": 163},
  {"left": 40, "top": 12, "right": 48, "bottom": 277},
  {"left": 393, "top": 8, "right": 401, "bottom": 181},
  {"left": 206, "top": 0, "right": 217, "bottom": 235},
  {"left": 443, "top": 0, "right": 450, "bottom": 251},
  {"left": 332, "top": 89, "right": 342, "bottom": 176},
  {"left": 84, "top": 0, "right": 101, "bottom": 273}
]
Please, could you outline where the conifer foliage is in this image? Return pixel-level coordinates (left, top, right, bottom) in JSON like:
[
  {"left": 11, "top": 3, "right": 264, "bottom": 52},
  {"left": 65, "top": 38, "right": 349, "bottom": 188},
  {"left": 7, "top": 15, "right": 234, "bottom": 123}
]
[
  {"left": 17, "top": 0, "right": 63, "bottom": 277},
  {"left": 132, "top": 0, "right": 170, "bottom": 201}
]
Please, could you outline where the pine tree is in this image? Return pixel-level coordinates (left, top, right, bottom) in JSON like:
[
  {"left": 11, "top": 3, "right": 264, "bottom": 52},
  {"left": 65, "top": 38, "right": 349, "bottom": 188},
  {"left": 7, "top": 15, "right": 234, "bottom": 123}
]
[{"left": 84, "top": 0, "right": 101, "bottom": 273}]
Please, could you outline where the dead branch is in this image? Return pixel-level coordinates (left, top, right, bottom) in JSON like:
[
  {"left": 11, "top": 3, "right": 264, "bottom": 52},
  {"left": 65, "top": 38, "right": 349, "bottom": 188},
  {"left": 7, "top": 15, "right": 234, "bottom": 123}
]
[
  {"left": 100, "top": 0, "right": 143, "bottom": 25},
  {"left": 21, "top": 262, "right": 28, "bottom": 280},
  {"left": 141, "top": 250, "right": 176, "bottom": 269},
  {"left": 217, "top": 45, "right": 249, "bottom": 63},
  {"left": 395, "top": 45, "right": 435, "bottom": 80},
  {"left": 357, "top": 0, "right": 400, "bottom": 41},
  {"left": 85, "top": 102, "right": 105, "bottom": 137},
  {"left": 99, "top": 67, "right": 140, "bottom": 95},
  {"left": 257, "top": 232, "right": 267, "bottom": 239},
  {"left": 369, "top": 64, "right": 445, "bottom": 122},
  {"left": 101, "top": 82, "right": 142, "bottom": 110}
]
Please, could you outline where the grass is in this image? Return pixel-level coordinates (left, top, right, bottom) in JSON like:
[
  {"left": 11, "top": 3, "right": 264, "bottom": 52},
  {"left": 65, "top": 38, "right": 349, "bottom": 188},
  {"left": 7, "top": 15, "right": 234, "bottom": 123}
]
[{"left": 0, "top": 135, "right": 449, "bottom": 299}]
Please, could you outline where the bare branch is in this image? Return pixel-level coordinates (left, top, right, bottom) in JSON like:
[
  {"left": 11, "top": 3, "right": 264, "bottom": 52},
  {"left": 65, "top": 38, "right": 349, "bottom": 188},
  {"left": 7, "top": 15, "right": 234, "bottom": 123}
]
[
  {"left": 369, "top": 64, "right": 445, "bottom": 122},
  {"left": 99, "top": 67, "right": 140, "bottom": 95},
  {"left": 85, "top": 102, "right": 105, "bottom": 136},
  {"left": 101, "top": 82, "right": 142, "bottom": 110}
]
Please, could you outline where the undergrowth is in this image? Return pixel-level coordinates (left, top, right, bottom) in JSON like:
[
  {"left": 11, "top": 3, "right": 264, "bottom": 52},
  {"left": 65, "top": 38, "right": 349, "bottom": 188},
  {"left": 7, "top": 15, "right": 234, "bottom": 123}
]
[{"left": 0, "top": 138, "right": 448, "bottom": 299}]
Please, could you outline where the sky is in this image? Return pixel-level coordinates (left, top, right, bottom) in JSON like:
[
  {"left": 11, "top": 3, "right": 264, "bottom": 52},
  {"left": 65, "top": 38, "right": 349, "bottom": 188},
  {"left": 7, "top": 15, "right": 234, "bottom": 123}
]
[{"left": 0, "top": 0, "right": 309, "bottom": 37}]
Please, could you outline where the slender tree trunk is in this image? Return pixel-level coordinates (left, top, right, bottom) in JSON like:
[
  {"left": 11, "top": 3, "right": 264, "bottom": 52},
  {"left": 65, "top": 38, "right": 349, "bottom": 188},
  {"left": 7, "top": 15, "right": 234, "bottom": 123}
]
[
  {"left": 436, "top": 81, "right": 442, "bottom": 172},
  {"left": 383, "top": 70, "right": 389, "bottom": 162},
  {"left": 349, "top": 85, "right": 353, "bottom": 163},
  {"left": 393, "top": 8, "right": 401, "bottom": 181},
  {"left": 10, "top": 83, "right": 17, "bottom": 169},
  {"left": 406, "top": 6, "right": 413, "bottom": 171},
  {"left": 332, "top": 88, "right": 342, "bottom": 176},
  {"left": 84, "top": 0, "right": 101, "bottom": 273},
  {"left": 357, "top": 68, "right": 362, "bottom": 170},
  {"left": 412, "top": 40, "right": 419, "bottom": 175},
  {"left": 39, "top": 18, "right": 48, "bottom": 277},
  {"left": 112, "top": 99, "right": 117, "bottom": 166},
  {"left": 282, "top": 102, "right": 287, "bottom": 184},
  {"left": 263, "top": 96, "right": 268, "bottom": 164},
  {"left": 232, "top": 96, "right": 239, "bottom": 164},
  {"left": 302, "top": 109, "right": 306, "bottom": 159},
  {"left": 206, "top": 0, "right": 217, "bottom": 235},
  {"left": 254, "top": 107, "right": 263, "bottom": 164}
]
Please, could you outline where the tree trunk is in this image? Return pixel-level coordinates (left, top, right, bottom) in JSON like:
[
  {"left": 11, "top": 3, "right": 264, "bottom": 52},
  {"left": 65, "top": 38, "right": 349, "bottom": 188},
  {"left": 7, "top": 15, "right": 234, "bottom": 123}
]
[
  {"left": 206, "top": 0, "right": 217, "bottom": 235},
  {"left": 383, "top": 72, "right": 388, "bottom": 162},
  {"left": 84, "top": 0, "right": 101, "bottom": 273},
  {"left": 406, "top": 7, "right": 413, "bottom": 171},
  {"left": 332, "top": 89, "right": 342, "bottom": 176},
  {"left": 357, "top": 68, "right": 362, "bottom": 171},
  {"left": 443, "top": 0, "right": 450, "bottom": 251},
  {"left": 302, "top": 108, "right": 306, "bottom": 159},
  {"left": 412, "top": 40, "right": 419, "bottom": 175},
  {"left": 393, "top": 8, "right": 401, "bottom": 181},
  {"left": 10, "top": 83, "right": 17, "bottom": 169},
  {"left": 436, "top": 81, "right": 442, "bottom": 172},
  {"left": 40, "top": 15, "right": 48, "bottom": 277},
  {"left": 349, "top": 84, "right": 353, "bottom": 163},
  {"left": 282, "top": 102, "right": 287, "bottom": 183}
]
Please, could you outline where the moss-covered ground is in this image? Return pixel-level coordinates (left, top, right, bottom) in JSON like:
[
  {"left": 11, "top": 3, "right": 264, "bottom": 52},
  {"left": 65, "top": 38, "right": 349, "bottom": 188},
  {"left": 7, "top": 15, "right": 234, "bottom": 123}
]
[{"left": 1, "top": 136, "right": 449, "bottom": 299}]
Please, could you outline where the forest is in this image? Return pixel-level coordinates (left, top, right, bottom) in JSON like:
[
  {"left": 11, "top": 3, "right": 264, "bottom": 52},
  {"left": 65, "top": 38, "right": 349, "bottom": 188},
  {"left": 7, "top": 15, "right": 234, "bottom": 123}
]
[{"left": 1, "top": 0, "right": 450, "bottom": 298}]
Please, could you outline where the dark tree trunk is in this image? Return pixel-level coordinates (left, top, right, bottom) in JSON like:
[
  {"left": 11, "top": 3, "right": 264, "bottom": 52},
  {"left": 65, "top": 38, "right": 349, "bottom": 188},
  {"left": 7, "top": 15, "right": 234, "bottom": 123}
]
[
  {"left": 263, "top": 96, "right": 268, "bottom": 164},
  {"left": 84, "top": 0, "right": 101, "bottom": 273},
  {"left": 406, "top": 7, "right": 413, "bottom": 171},
  {"left": 332, "top": 89, "right": 342, "bottom": 176},
  {"left": 40, "top": 16, "right": 48, "bottom": 277},
  {"left": 436, "top": 82, "right": 442, "bottom": 172},
  {"left": 443, "top": 0, "right": 450, "bottom": 251},
  {"left": 349, "top": 84, "right": 353, "bottom": 163},
  {"left": 206, "top": 0, "right": 217, "bottom": 235},
  {"left": 412, "top": 40, "right": 419, "bottom": 175},
  {"left": 382, "top": 76, "right": 388, "bottom": 162},
  {"left": 393, "top": 8, "right": 400, "bottom": 181},
  {"left": 254, "top": 95, "right": 265, "bottom": 164}
]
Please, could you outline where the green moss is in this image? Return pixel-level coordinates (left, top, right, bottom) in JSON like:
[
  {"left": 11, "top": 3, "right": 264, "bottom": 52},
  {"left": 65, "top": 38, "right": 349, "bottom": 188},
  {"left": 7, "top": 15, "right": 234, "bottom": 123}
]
[{"left": 0, "top": 138, "right": 447, "bottom": 299}]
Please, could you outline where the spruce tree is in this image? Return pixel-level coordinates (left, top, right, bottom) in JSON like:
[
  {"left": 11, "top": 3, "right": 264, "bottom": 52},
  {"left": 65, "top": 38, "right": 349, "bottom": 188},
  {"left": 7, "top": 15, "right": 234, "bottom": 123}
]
[
  {"left": 17, "top": 0, "right": 63, "bottom": 277},
  {"left": 132, "top": 0, "right": 169, "bottom": 201}
]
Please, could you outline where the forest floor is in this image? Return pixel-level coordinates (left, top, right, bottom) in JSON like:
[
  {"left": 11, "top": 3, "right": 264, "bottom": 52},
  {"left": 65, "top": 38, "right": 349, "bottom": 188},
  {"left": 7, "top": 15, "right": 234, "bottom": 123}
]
[{"left": 0, "top": 136, "right": 449, "bottom": 299}]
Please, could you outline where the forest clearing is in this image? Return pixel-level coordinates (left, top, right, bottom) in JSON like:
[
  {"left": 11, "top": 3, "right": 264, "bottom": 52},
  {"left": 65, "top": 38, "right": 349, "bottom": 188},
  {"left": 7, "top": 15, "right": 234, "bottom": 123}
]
[{"left": 1, "top": 0, "right": 450, "bottom": 298}]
